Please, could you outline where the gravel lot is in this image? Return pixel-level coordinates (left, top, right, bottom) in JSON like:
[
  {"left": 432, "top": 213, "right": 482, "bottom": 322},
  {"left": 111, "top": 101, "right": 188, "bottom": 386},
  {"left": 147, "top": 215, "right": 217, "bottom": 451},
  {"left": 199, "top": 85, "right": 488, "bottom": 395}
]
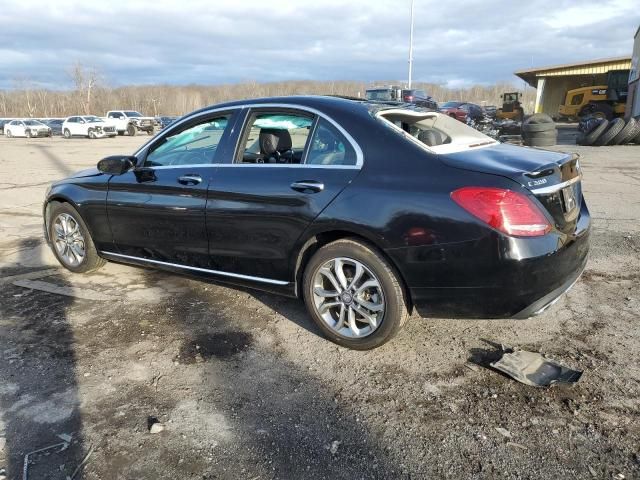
[{"left": 0, "top": 130, "right": 639, "bottom": 479}]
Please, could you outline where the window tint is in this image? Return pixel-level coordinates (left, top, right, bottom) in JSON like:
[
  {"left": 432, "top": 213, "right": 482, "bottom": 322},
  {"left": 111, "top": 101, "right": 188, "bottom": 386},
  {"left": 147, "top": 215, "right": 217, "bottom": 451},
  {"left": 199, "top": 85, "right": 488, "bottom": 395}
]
[
  {"left": 306, "top": 118, "right": 357, "bottom": 166},
  {"left": 570, "top": 93, "right": 584, "bottom": 105},
  {"left": 238, "top": 112, "right": 313, "bottom": 164},
  {"left": 145, "top": 115, "right": 230, "bottom": 167}
]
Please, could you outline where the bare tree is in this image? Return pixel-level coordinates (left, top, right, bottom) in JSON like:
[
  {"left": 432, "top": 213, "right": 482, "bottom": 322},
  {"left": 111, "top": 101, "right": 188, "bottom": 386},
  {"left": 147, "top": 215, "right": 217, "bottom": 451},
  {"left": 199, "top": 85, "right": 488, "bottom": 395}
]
[{"left": 69, "top": 63, "right": 101, "bottom": 115}]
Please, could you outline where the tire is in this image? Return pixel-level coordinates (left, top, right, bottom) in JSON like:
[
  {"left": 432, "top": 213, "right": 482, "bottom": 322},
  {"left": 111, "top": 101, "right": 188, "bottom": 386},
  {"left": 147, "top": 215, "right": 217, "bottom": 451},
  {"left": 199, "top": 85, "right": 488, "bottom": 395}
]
[
  {"left": 524, "top": 113, "right": 554, "bottom": 125},
  {"left": 63, "top": 129, "right": 71, "bottom": 139},
  {"left": 146, "top": 129, "right": 154, "bottom": 136},
  {"left": 582, "top": 119, "right": 609, "bottom": 145},
  {"left": 631, "top": 123, "right": 640, "bottom": 144},
  {"left": 117, "top": 131, "right": 124, "bottom": 136},
  {"left": 6, "top": 130, "right": 11, "bottom": 138},
  {"left": 596, "top": 118, "right": 625, "bottom": 146},
  {"left": 524, "top": 131, "right": 557, "bottom": 147},
  {"left": 302, "top": 238, "right": 409, "bottom": 350},
  {"left": 611, "top": 117, "right": 638, "bottom": 145},
  {"left": 126, "top": 124, "right": 136, "bottom": 136},
  {"left": 47, "top": 201, "right": 106, "bottom": 273},
  {"left": 522, "top": 123, "right": 556, "bottom": 133},
  {"left": 26, "top": 129, "right": 32, "bottom": 138},
  {"left": 589, "top": 103, "right": 614, "bottom": 121},
  {"left": 88, "top": 128, "right": 95, "bottom": 139}
]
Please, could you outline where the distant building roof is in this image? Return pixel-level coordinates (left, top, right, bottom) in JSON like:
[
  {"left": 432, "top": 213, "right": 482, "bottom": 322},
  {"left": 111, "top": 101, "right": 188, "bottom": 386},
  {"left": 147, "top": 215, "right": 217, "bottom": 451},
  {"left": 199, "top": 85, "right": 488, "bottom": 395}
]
[{"left": 515, "top": 56, "right": 632, "bottom": 87}]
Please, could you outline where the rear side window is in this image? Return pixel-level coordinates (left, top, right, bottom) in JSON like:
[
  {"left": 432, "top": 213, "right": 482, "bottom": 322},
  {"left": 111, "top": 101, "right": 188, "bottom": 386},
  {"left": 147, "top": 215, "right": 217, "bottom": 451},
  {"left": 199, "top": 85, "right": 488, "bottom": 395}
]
[
  {"left": 306, "top": 118, "right": 357, "bottom": 166},
  {"left": 237, "top": 112, "right": 313, "bottom": 164}
]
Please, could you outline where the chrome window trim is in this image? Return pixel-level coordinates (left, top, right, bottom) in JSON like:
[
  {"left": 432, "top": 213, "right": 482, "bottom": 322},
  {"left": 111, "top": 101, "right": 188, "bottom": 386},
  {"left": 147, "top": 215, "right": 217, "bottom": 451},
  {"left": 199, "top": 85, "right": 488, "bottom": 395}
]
[
  {"left": 530, "top": 175, "right": 581, "bottom": 195},
  {"left": 134, "top": 163, "right": 360, "bottom": 171},
  {"left": 134, "top": 102, "right": 363, "bottom": 169},
  {"left": 100, "top": 251, "right": 289, "bottom": 286}
]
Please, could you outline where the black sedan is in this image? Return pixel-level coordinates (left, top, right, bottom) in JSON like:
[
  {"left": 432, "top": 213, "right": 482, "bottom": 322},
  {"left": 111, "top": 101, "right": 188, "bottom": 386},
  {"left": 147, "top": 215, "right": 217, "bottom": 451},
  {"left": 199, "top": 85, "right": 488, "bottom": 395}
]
[{"left": 43, "top": 96, "right": 590, "bottom": 349}]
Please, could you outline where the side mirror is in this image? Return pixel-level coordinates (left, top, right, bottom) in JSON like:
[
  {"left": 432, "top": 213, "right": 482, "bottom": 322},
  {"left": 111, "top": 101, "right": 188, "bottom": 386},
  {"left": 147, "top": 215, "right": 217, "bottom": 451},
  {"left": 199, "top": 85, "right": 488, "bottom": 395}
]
[{"left": 97, "top": 155, "right": 136, "bottom": 175}]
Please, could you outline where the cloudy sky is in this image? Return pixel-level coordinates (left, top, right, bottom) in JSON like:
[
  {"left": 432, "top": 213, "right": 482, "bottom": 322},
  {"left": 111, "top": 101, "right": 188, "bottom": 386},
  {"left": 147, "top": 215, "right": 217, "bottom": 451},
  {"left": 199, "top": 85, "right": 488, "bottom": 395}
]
[{"left": 0, "top": 0, "right": 637, "bottom": 89}]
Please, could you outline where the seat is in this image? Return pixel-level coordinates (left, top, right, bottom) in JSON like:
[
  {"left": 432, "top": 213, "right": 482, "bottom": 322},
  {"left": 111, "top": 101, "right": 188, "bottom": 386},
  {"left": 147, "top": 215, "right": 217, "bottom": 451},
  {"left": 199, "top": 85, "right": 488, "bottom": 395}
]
[
  {"left": 418, "top": 129, "right": 445, "bottom": 147},
  {"left": 259, "top": 128, "right": 293, "bottom": 163}
]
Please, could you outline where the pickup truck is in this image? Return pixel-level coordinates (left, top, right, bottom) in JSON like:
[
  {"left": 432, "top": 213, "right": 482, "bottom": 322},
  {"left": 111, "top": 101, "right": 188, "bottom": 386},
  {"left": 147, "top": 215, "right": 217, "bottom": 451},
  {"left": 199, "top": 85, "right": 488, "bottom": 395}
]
[{"left": 106, "top": 110, "right": 155, "bottom": 136}]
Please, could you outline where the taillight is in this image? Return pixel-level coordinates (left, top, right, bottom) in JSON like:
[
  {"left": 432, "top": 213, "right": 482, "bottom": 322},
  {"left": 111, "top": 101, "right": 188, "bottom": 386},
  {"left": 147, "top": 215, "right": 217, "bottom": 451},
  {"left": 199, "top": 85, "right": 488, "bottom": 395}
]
[
  {"left": 451, "top": 187, "right": 551, "bottom": 237},
  {"left": 404, "top": 95, "right": 414, "bottom": 101}
]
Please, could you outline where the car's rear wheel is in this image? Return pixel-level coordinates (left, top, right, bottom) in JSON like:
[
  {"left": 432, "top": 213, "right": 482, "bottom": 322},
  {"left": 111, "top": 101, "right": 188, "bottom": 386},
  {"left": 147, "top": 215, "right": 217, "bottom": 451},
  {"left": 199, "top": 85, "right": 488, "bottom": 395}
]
[
  {"left": 26, "top": 129, "right": 33, "bottom": 138},
  {"left": 6, "top": 130, "right": 11, "bottom": 138},
  {"left": 303, "top": 238, "right": 409, "bottom": 350},
  {"left": 63, "top": 129, "right": 71, "bottom": 139},
  {"left": 48, "top": 202, "right": 106, "bottom": 273}
]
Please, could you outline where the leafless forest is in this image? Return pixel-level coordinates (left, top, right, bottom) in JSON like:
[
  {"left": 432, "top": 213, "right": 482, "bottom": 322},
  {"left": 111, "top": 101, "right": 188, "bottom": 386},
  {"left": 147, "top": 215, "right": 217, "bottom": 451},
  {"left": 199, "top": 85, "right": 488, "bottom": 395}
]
[{"left": 0, "top": 65, "right": 536, "bottom": 118}]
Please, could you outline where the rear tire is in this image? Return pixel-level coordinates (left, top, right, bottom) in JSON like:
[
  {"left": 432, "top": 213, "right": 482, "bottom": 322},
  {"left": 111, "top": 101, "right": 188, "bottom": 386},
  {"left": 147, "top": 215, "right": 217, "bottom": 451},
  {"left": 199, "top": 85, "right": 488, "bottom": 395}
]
[
  {"left": 63, "top": 129, "right": 71, "bottom": 139},
  {"left": 47, "top": 201, "right": 106, "bottom": 273},
  {"left": 596, "top": 118, "right": 625, "bottom": 146},
  {"left": 303, "top": 238, "right": 409, "bottom": 350},
  {"left": 6, "top": 130, "right": 11, "bottom": 138},
  {"left": 611, "top": 117, "right": 637, "bottom": 145}
]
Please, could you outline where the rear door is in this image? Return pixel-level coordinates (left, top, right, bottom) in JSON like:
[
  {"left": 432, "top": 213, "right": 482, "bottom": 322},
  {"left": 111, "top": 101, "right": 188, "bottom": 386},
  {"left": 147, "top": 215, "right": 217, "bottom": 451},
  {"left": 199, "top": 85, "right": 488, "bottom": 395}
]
[
  {"left": 105, "top": 110, "right": 239, "bottom": 266},
  {"left": 205, "top": 107, "right": 362, "bottom": 283}
]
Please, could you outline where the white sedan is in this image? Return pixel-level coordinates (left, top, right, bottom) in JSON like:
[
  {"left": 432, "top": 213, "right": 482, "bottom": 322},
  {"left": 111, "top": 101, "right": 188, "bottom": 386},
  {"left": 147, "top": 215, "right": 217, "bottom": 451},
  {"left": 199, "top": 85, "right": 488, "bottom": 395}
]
[
  {"left": 62, "top": 116, "right": 117, "bottom": 139},
  {"left": 4, "top": 119, "right": 52, "bottom": 138}
]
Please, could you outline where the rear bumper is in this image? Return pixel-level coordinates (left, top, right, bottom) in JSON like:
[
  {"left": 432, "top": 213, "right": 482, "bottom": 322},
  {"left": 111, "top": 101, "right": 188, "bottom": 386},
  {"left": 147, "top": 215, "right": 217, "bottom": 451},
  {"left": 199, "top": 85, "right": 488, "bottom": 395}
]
[{"left": 390, "top": 201, "right": 591, "bottom": 319}]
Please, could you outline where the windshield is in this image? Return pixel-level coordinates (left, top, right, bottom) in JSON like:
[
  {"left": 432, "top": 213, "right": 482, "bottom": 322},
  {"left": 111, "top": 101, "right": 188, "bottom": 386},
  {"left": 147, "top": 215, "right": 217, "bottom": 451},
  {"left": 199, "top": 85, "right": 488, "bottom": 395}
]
[
  {"left": 84, "top": 116, "right": 104, "bottom": 123},
  {"left": 366, "top": 90, "right": 394, "bottom": 101},
  {"left": 124, "top": 111, "right": 142, "bottom": 117},
  {"left": 440, "top": 102, "right": 463, "bottom": 109},
  {"left": 24, "top": 120, "right": 44, "bottom": 126}
]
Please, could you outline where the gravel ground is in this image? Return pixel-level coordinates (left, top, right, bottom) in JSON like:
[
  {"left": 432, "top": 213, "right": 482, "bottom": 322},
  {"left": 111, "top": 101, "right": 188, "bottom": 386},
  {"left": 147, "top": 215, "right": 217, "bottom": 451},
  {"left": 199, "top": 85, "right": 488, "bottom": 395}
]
[{"left": 0, "top": 131, "right": 639, "bottom": 479}]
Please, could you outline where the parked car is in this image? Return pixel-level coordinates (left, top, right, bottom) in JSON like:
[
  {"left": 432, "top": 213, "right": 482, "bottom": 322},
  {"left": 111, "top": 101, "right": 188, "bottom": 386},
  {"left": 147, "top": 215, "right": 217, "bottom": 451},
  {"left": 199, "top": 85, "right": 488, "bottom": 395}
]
[
  {"left": 0, "top": 119, "right": 10, "bottom": 135},
  {"left": 43, "top": 96, "right": 590, "bottom": 350},
  {"left": 483, "top": 105, "right": 498, "bottom": 118},
  {"left": 365, "top": 85, "right": 403, "bottom": 102},
  {"left": 401, "top": 89, "right": 438, "bottom": 110},
  {"left": 106, "top": 110, "right": 155, "bottom": 136},
  {"left": 157, "top": 116, "right": 178, "bottom": 129},
  {"left": 62, "top": 116, "right": 117, "bottom": 139},
  {"left": 44, "top": 118, "right": 65, "bottom": 136},
  {"left": 439, "top": 101, "right": 484, "bottom": 122},
  {"left": 4, "top": 119, "right": 52, "bottom": 138}
]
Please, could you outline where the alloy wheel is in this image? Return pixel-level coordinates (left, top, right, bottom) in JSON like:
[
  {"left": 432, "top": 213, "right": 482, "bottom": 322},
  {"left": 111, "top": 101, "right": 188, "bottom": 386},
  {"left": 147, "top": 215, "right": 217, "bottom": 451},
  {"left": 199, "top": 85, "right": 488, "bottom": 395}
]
[
  {"left": 312, "top": 257, "right": 385, "bottom": 338},
  {"left": 53, "top": 213, "right": 86, "bottom": 266}
]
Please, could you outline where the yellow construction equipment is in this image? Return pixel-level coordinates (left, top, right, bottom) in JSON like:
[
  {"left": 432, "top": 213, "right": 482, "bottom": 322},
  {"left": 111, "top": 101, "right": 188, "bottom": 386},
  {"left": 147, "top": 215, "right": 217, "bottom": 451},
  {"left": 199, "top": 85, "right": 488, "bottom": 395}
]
[
  {"left": 558, "top": 69, "right": 629, "bottom": 120},
  {"left": 496, "top": 92, "right": 524, "bottom": 121}
]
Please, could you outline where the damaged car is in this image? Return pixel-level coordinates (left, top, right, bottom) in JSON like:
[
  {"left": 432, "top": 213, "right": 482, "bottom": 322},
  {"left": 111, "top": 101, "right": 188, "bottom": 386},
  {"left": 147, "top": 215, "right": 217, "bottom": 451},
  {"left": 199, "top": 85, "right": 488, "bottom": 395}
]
[{"left": 43, "top": 96, "right": 590, "bottom": 349}]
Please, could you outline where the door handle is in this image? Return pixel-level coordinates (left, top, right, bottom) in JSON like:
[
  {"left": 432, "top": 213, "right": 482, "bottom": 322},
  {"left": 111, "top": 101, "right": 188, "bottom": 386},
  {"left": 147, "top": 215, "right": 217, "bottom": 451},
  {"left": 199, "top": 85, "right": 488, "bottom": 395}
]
[
  {"left": 290, "top": 181, "right": 324, "bottom": 193},
  {"left": 178, "top": 174, "right": 203, "bottom": 185}
]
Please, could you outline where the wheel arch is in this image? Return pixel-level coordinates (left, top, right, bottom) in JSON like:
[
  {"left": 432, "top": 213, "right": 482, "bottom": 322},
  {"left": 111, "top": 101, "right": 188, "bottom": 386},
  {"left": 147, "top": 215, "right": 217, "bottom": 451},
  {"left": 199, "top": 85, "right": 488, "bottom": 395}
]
[
  {"left": 292, "top": 228, "right": 413, "bottom": 312},
  {"left": 43, "top": 194, "right": 89, "bottom": 243}
]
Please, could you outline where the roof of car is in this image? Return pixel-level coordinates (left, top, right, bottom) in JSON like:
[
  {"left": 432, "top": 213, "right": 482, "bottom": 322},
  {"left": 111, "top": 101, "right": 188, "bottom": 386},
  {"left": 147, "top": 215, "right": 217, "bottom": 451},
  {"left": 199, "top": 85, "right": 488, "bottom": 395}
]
[{"left": 192, "top": 95, "right": 433, "bottom": 117}]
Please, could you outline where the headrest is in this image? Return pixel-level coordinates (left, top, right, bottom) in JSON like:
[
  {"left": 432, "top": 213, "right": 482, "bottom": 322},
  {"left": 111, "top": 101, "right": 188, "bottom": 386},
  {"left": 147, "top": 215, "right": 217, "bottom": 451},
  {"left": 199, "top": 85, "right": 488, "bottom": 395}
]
[
  {"left": 259, "top": 128, "right": 292, "bottom": 154},
  {"left": 418, "top": 129, "right": 444, "bottom": 147}
]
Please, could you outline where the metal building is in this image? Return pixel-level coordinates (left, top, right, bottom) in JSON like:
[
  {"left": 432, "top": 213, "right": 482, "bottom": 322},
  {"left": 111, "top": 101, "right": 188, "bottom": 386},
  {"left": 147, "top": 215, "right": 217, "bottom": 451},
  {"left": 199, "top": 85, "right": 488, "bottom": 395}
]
[
  {"left": 626, "top": 26, "right": 640, "bottom": 119},
  {"left": 515, "top": 57, "right": 632, "bottom": 115}
]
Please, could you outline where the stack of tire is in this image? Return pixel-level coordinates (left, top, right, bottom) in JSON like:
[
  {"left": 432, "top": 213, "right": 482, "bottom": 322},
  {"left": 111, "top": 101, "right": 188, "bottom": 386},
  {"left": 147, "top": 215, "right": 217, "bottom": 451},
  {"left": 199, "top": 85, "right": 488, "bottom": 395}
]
[
  {"left": 521, "top": 114, "right": 557, "bottom": 147},
  {"left": 577, "top": 116, "right": 640, "bottom": 146}
]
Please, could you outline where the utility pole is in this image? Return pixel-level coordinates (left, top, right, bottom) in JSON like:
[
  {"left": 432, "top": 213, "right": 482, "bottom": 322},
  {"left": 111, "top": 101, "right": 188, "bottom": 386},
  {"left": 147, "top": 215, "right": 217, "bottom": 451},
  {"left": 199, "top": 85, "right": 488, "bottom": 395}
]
[{"left": 408, "top": 0, "right": 415, "bottom": 88}]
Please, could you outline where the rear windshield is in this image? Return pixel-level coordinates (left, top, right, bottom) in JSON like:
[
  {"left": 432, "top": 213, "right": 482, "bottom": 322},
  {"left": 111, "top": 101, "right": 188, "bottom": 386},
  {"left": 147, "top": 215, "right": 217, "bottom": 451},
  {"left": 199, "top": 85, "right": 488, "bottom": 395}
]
[{"left": 376, "top": 108, "right": 496, "bottom": 154}]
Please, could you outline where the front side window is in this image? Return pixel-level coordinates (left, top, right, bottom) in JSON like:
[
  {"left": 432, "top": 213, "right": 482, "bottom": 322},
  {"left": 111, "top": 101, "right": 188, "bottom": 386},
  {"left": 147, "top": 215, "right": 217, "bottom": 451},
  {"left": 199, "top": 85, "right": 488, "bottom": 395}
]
[
  {"left": 237, "top": 112, "right": 313, "bottom": 164},
  {"left": 306, "top": 118, "right": 357, "bottom": 166},
  {"left": 145, "top": 115, "right": 231, "bottom": 167}
]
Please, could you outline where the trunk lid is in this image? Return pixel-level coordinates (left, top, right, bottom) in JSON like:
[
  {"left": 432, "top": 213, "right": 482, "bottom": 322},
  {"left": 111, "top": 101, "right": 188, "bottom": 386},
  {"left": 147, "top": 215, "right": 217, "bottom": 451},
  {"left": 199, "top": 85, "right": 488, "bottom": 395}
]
[{"left": 441, "top": 143, "right": 582, "bottom": 234}]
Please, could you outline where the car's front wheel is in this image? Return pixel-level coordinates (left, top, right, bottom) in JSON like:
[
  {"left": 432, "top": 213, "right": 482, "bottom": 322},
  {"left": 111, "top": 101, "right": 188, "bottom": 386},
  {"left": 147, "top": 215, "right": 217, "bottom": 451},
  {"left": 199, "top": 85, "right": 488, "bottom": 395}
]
[
  {"left": 5, "top": 130, "right": 11, "bottom": 138},
  {"left": 63, "top": 129, "right": 71, "bottom": 139},
  {"left": 47, "top": 201, "right": 106, "bottom": 273},
  {"left": 303, "top": 238, "right": 409, "bottom": 350}
]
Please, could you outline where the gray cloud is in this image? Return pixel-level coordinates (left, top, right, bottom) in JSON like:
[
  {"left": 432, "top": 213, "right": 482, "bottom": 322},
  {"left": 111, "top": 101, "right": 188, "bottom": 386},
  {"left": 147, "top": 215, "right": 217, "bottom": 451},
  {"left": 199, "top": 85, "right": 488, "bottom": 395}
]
[{"left": 0, "top": 0, "right": 637, "bottom": 89}]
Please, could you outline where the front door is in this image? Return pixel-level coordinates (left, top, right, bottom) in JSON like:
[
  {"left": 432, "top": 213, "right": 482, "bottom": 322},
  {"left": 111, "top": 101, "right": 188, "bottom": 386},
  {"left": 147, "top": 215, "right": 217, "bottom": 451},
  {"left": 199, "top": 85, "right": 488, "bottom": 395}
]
[
  {"left": 105, "top": 111, "right": 238, "bottom": 267},
  {"left": 205, "top": 108, "right": 362, "bottom": 283}
]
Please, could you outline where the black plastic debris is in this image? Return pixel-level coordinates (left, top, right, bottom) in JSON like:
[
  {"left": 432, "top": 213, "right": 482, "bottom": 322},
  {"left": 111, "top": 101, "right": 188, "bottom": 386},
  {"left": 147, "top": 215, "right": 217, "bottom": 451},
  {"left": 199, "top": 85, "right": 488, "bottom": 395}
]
[{"left": 490, "top": 350, "right": 582, "bottom": 387}]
